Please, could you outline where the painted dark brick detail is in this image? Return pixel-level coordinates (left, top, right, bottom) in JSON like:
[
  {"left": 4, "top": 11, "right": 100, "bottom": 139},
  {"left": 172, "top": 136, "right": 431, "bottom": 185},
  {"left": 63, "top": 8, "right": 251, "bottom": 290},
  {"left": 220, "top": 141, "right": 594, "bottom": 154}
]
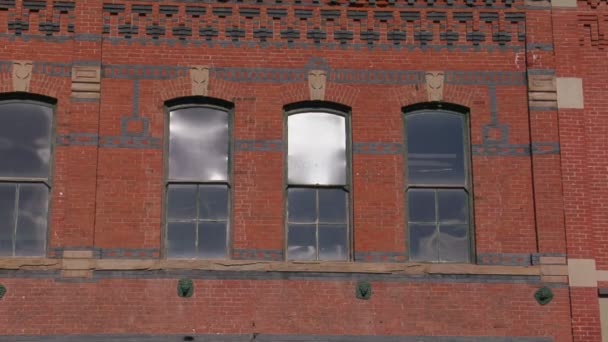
[
  {"left": 100, "top": 248, "right": 160, "bottom": 259},
  {"left": 5, "top": 0, "right": 75, "bottom": 36},
  {"left": 235, "top": 140, "right": 283, "bottom": 152},
  {"left": 476, "top": 253, "right": 534, "bottom": 266},
  {"left": 97, "top": 3, "right": 525, "bottom": 51},
  {"left": 354, "top": 252, "right": 408, "bottom": 262},
  {"left": 354, "top": 142, "right": 403, "bottom": 155},
  {"left": 232, "top": 249, "right": 284, "bottom": 261}
]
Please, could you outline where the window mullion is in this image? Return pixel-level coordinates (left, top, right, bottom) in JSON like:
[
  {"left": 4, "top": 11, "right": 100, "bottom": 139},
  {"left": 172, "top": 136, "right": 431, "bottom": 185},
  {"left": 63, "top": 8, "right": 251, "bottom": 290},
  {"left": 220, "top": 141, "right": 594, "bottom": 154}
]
[
  {"left": 315, "top": 188, "right": 320, "bottom": 261},
  {"left": 195, "top": 184, "right": 200, "bottom": 254},
  {"left": 434, "top": 188, "right": 440, "bottom": 262},
  {"left": 12, "top": 184, "right": 20, "bottom": 257}
]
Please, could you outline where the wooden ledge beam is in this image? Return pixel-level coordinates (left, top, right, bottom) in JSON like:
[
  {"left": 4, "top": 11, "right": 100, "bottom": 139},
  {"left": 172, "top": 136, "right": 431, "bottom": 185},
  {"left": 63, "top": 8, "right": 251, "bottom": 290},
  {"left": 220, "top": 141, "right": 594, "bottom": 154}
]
[{"left": 0, "top": 258, "right": 540, "bottom": 276}]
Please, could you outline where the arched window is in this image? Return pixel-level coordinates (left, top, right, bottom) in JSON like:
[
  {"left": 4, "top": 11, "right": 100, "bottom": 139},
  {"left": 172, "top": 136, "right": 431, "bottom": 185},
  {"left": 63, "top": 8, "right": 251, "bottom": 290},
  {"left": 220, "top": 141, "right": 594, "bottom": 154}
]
[
  {"left": 0, "top": 98, "right": 54, "bottom": 257},
  {"left": 404, "top": 104, "right": 473, "bottom": 263},
  {"left": 165, "top": 98, "right": 232, "bottom": 259},
  {"left": 285, "top": 103, "right": 351, "bottom": 261}
]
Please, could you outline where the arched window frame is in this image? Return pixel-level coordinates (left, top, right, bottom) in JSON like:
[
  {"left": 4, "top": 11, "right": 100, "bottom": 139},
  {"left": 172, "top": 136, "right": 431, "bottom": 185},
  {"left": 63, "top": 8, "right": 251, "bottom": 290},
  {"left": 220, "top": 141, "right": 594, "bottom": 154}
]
[
  {"left": 283, "top": 101, "right": 353, "bottom": 261},
  {"left": 163, "top": 96, "right": 234, "bottom": 259},
  {"left": 0, "top": 93, "right": 57, "bottom": 257},
  {"left": 403, "top": 102, "right": 475, "bottom": 263}
]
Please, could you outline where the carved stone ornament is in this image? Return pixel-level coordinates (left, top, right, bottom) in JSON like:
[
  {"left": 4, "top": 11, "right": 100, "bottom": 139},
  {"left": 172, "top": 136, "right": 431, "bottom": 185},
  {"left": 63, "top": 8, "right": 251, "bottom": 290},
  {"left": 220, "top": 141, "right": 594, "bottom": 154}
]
[
  {"left": 191, "top": 66, "right": 210, "bottom": 96},
  {"left": 308, "top": 69, "right": 327, "bottom": 101},
  {"left": 12, "top": 61, "right": 33, "bottom": 92},
  {"left": 534, "top": 286, "right": 554, "bottom": 305},
  {"left": 356, "top": 281, "right": 372, "bottom": 300},
  {"left": 425, "top": 71, "right": 445, "bottom": 102},
  {"left": 178, "top": 278, "right": 194, "bottom": 298}
]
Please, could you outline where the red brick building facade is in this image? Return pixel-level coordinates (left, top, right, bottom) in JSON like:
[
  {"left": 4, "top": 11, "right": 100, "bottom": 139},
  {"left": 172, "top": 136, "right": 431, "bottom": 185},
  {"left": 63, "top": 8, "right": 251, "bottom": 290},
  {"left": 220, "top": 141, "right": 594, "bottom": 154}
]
[{"left": 0, "top": 0, "right": 605, "bottom": 341}]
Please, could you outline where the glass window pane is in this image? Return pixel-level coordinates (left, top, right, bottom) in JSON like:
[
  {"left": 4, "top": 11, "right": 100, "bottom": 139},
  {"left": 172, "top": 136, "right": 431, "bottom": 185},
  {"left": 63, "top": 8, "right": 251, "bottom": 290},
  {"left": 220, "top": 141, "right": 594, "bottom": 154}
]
[
  {"left": 199, "top": 185, "right": 229, "bottom": 220},
  {"left": 14, "top": 184, "right": 48, "bottom": 256},
  {"left": 409, "top": 224, "right": 438, "bottom": 262},
  {"left": 287, "top": 188, "right": 316, "bottom": 223},
  {"left": 0, "top": 183, "right": 16, "bottom": 256},
  {"left": 288, "top": 112, "right": 347, "bottom": 185},
  {"left": 166, "top": 222, "right": 197, "bottom": 258},
  {"left": 169, "top": 107, "right": 229, "bottom": 182},
  {"left": 438, "top": 189, "right": 468, "bottom": 223},
  {"left": 439, "top": 224, "right": 469, "bottom": 262},
  {"left": 318, "top": 189, "right": 347, "bottom": 224},
  {"left": 198, "top": 222, "right": 227, "bottom": 259},
  {"left": 407, "top": 189, "right": 436, "bottom": 223},
  {"left": 287, "top": 224, "right": 316, "bottom": 260},
  {"left": 406, "top": 111, "right": 465, "bottom": 186},
  {"left": 0, "top": 102, "right": 52, "bottom": 178},
  {"left": 167, "top": 184, "right": 197, "bottom": 220},
  {"left": 318, "top": 224, "right": 347, "bottom": 261}
]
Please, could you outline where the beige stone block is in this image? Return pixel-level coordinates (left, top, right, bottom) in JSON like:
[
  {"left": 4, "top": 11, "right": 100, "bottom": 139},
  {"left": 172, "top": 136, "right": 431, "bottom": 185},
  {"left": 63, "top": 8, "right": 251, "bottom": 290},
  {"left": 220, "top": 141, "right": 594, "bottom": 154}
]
[
  {"left": 61, "top": 270, "right": 93, "bottom": 278},
  {"left": 0, "top": 258, "right": 60, "bottom": 270},
  {"left": 600, "top": 298, "right": 608, "bottom": 342},
  {"left": 96, "top": 259, "right": 158, "bottom": 270},
  {"left": 63, "top": 250, "right": 94, "bottom": 259},
  {"left": 568, "top": 258, "right": 597, "bottom": 287},
  {"left": 72, "top": 66, "right": 101, "bottom": 83},
  {"left": 525, "top": 0, "right": 550, "bottom": 6},
  {"left": 529, "top": 100, "right": 555, "bottom": 108},
  {"left": 557, "top": 77, "right": 584, "bottom": 109},
  {"left": 541, "top": 264, "right": 568, "bottom": 276},
  {"left": 540, "top": 256, "right": 567, "bottom": 264},
  {"left": 551, "top": 0, "right": 577, "bottom": 7},
  {"left": 71, "top": 65, "right": 101, "bottom": 99},
  {"left": 71, "top": 92, "right": 101, "bottom": 99},
  {"left": 71, "top": 82, "right": 101, "bottom": 92},
  {"left": 598, "top": 270, "right": 608, "bottom": 282},
  {"left": 541, "top": 275, "right": 568, "bottom": 283},
  {"left": 528, "top": 75, "right": 556, "bottom": 92},
  {"left": 529, "top": 92, "right": 558, "bottom": 101},
  {"left": 62, "top": 259, "right": 95, "bottom": 270}
]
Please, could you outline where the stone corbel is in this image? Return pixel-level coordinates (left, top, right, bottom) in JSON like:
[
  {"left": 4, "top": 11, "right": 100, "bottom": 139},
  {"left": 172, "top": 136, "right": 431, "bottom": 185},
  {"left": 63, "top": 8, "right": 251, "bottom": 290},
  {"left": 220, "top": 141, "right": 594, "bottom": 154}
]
[
  {"left": 12, "top": 60, "right": 33, "bottom": 92},
  {"left": 191, "top": 66, "right": 210, "bottom": 96},
  {"left": 425, "top": 71, "right": 445, "bottom": 102},
  {"left": 308, "top": 69, "right": 327, "bottom": 101}
]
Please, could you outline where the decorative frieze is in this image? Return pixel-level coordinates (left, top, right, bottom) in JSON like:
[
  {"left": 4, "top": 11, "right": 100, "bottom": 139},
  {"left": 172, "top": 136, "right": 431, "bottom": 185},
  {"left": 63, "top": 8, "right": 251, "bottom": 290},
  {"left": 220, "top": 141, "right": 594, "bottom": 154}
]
[
  {"left": 3, "top": 0, "right": 75, "bottom": 36},
  {"left": 100, "top": 4, "right": 526, "bottom": 51}
]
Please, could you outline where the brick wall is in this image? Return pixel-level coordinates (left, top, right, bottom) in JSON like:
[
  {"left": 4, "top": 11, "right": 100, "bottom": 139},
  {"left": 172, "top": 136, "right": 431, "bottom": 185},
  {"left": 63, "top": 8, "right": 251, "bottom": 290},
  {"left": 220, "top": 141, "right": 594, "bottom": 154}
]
[{"left": 0, "top": 0, "right": 600, "bottom": 340}]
